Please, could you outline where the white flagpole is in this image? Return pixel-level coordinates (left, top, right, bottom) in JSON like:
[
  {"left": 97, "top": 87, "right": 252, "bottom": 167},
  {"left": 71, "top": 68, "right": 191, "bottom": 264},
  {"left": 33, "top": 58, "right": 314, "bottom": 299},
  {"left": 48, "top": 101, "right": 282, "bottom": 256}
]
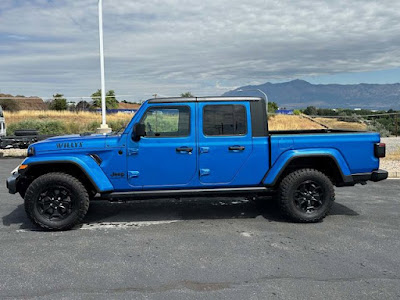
[{"left": 97, "top": 0, "right": 111, "bottom": 133}]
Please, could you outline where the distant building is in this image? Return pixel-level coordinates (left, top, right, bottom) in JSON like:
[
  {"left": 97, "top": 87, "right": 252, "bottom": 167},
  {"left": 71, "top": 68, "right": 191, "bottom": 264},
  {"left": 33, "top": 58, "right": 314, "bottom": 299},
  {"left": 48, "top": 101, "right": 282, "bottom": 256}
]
[
  {"left": 95, "top": 109, "right": 138, "bottom": 114},
  {"left": 275, "top": 109, "right": 294, "bottom": 115}
]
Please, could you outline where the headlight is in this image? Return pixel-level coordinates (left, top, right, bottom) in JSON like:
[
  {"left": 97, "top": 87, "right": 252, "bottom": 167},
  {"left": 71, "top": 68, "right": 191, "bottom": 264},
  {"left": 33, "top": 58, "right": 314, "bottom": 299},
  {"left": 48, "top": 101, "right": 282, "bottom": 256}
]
[{"left": 27, "top": 146, "right": 35, "bottom": 157}]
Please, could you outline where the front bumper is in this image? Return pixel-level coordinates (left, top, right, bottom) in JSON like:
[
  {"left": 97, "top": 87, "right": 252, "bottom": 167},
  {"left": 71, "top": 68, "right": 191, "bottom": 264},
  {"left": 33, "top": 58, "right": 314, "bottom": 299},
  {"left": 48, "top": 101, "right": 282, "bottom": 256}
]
[{"left": 6, "top": 173, "right": 19, "bottom": 194}]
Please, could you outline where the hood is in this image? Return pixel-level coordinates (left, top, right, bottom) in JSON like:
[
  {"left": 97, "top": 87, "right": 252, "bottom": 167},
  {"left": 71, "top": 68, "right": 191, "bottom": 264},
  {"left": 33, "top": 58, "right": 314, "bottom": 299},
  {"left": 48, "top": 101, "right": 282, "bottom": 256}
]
[{"left": 31, "top": 133, "right": 115, "bottom": 154}]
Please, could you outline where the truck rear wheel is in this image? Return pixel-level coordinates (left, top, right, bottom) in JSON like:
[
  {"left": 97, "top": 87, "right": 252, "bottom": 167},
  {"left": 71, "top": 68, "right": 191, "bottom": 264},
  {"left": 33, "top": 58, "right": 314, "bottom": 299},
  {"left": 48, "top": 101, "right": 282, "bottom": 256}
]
[
  {"left": 24, "top": 172, "right": 89, "bottom": 230},
  {"left": 278, "top": 168, "right": 335, "bottom": 222}
]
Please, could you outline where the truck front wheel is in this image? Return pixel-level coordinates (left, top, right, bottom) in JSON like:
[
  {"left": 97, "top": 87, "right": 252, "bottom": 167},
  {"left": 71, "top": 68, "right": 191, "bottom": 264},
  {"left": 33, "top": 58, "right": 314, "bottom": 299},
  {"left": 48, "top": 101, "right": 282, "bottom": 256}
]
[
  {"left": 278, "top": 168, "right": 335, "bottom": 222},
  {"left": 24, "top": 172, "right": 89, "bottom": 230}
]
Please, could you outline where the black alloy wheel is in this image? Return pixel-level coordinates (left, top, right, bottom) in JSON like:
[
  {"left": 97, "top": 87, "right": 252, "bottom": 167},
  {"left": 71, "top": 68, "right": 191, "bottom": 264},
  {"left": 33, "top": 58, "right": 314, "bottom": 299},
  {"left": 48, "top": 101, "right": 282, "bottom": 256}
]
[
  {"left": 36, "top": 186, "right": 75, "bottom": 221},
  {"left": 294, "top": 180, "right": 324, "bottom": 214}
]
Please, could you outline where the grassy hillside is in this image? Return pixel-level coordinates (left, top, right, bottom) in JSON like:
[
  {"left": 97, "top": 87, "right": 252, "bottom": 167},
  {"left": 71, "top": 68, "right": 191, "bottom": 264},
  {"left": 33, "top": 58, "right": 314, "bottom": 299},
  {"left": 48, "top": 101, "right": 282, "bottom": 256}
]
[
  {"left": 313, "top": 117, "right": 367, "bottom": 130},
  {"left": 269, "top": 115, "right": 323, "bottom": 130},
  {"left": 4, "top": 110, "right": 131, "bottom": 135},
  {"left": 3, "top": 110, "right": 366, "bottom": 135}
]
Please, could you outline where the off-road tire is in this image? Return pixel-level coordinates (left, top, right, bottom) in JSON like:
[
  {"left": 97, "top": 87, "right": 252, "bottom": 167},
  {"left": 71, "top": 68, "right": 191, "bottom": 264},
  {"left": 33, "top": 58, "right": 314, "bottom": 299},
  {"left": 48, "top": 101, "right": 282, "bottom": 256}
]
[
  {"left": 278, "top": 168, "right": 335, "bottom": 222},
  {"left": 24, "top": 172, "right": 89, "bottom": 230}
]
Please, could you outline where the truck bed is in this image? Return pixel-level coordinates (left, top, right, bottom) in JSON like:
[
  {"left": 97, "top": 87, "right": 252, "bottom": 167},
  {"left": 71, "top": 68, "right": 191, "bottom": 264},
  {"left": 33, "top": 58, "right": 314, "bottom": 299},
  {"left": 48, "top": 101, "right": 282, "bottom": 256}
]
[{"left": 269, "top": 131, "right": 380, "bottom": 174}]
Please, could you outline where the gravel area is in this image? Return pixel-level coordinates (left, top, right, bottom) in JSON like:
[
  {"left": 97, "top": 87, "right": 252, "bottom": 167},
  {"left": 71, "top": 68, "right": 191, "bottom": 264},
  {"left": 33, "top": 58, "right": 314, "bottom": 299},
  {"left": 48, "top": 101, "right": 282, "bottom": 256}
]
[
  {"left": 0, "top": 149, "right": 27, "bottom": 158},
  {"left": 381, "top": 137, "right": 400, "bottom": 153},
  {"left": 381, "top": 137, "right": 400, "bottom": 176}
]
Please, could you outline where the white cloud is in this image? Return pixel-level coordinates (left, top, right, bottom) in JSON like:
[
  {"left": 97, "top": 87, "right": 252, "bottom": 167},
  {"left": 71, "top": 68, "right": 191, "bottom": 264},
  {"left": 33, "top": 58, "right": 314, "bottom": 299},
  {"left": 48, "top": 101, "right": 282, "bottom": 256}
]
[{"left": 1, "top": 0, "right": 400, "bottom": 100}]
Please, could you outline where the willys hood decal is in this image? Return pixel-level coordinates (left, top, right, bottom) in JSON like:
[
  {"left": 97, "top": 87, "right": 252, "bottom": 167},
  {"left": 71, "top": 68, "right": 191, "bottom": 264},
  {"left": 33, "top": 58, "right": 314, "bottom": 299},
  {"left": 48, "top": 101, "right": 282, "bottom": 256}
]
[{"left": 31, "top": 134, "right": 119, "bottom": 153}]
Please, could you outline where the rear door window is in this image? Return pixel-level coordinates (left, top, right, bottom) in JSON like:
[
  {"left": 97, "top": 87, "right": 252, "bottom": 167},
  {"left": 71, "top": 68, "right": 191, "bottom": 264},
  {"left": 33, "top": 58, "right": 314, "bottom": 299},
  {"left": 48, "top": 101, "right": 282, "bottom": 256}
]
[{"left": 203, "top": 104, "right": 247, "bottom": 136}]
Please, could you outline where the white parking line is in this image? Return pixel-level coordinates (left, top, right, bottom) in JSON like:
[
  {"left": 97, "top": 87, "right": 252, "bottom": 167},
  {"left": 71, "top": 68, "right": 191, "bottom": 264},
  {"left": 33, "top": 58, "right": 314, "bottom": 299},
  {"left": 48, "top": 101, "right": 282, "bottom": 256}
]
[
  {"left": 15, "top": 220, "right": 180, "bottom": 232},
  {"left": 80, "top": 220, "right": 179, "bottom": 230}
]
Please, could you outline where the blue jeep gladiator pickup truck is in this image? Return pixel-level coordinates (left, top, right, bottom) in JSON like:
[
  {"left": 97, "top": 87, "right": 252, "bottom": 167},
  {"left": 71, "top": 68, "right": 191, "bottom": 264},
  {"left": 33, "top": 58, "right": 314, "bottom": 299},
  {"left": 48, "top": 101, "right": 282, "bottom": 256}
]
[{"left": 7, "top": 96, "right": 388, "bottom": 230}]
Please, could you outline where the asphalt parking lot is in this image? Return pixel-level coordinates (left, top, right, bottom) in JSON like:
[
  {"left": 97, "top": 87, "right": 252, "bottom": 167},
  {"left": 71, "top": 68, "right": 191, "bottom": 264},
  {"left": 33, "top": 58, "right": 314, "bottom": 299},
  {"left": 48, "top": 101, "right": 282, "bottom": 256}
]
[{"left": 0, "top": 158, "right": 399, "bottom": 299}]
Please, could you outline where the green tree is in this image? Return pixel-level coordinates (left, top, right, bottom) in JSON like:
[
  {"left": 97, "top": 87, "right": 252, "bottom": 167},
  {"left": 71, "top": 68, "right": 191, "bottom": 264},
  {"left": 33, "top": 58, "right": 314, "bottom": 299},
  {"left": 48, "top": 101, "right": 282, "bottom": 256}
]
[
  {"left": 49, "top": 93, "right": 67, "bottom": 111},
  {"left": 68, "top": 102, "right": 76, "bottom": 111},
  {"left": 303, "top": 106, "right": 318, "bottom": 116},
  {"left": 181, "top": 92, "right": 194, "bottom": 97},
  {"left": 268, "top": 101, "right": 278, "bottom": 113},
  {"left": 0, "top": 99, "right": 20, "bottom": 111},
  {"left": 76, "top": 100, "right": 91, "bottom": 111},
  {"left": 91, "top": 89, "right": 119, "bottom": 109}
]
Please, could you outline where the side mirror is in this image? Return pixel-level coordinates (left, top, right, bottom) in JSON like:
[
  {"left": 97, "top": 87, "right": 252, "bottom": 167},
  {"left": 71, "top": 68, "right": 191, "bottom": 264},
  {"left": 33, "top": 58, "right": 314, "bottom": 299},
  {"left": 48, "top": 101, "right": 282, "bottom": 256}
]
[{"left": 133, "top": 123, "right": 146, "bottom": 141}]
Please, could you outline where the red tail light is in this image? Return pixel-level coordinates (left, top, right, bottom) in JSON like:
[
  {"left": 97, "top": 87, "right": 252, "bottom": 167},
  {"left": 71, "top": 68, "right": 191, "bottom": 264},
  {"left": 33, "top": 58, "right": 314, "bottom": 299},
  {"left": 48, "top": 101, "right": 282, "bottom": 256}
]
[{"left": 374, "top": 143, "right": 386, "bottom": 158}]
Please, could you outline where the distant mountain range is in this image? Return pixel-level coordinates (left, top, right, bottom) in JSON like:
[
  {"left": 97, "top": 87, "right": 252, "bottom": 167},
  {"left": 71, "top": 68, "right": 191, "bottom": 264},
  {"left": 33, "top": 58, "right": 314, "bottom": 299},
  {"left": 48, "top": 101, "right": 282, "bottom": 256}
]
[{"left": 222, "top": 79, "right": 400, "bottom": 110}]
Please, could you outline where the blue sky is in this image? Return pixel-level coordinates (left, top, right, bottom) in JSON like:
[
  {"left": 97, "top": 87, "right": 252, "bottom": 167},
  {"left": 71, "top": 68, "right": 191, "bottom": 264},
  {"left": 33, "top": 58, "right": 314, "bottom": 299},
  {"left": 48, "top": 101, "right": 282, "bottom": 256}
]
[{"left": 1, "top": 0, "right": 400, "bottom": 101}]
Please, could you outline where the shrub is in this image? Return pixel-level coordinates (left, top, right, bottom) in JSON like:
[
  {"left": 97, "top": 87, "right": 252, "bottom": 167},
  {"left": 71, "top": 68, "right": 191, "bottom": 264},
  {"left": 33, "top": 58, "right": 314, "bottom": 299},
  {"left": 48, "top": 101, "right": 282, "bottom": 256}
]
[
  {"left": 109, "top": 120, "right": 128, "bottom": 131},
  {"left": 85, "top": 121, "right": 100, "bottom": 132},
  {"left": 367, "top": 121, "right": 390, "bottom": 137},
  {"left": 337, "top": 112, "right": 364, "bottom": 123},
  {"left": 293, "top": 109, "right": 301, "bottom": 115},
  {"left": 7, "top": 119, "right": 66, "bottom": 136}
]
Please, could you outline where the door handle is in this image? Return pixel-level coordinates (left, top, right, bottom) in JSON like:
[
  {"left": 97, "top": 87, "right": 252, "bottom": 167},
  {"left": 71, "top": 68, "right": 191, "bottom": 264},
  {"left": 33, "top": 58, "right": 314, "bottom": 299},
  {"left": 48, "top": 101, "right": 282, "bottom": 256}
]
[
  {"left": 176, "top": 147, "right": 193, "bottom": 153},
  {"left": 229, "top": 146, "right": 245, "bottom": 151}
]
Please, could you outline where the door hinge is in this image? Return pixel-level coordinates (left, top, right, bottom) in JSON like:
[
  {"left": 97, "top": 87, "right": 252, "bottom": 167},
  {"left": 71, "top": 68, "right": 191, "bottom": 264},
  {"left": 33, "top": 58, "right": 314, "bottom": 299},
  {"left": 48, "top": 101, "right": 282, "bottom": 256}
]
[
  {"left": 200, "top": 169, "right": 210, "bottom": 176},
  {"left": 128, "top": 148, "right": 139, "bottom": 155},
  {"left": 128, "top": 171, "right": 140, "bottom": 178}
]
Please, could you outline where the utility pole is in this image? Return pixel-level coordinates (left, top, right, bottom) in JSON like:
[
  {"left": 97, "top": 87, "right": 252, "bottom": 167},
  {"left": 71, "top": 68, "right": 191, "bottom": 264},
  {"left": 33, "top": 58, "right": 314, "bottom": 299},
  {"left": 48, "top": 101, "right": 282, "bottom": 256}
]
[{"left": 97, "top": 0, "right": 111, "bottom": 134}]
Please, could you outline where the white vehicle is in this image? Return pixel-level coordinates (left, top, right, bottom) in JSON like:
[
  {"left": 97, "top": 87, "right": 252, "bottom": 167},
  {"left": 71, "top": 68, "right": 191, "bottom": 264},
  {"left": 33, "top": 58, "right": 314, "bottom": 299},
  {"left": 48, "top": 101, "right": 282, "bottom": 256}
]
[{"left": 0, "top": 106, "right": 6, "bottom": 137}]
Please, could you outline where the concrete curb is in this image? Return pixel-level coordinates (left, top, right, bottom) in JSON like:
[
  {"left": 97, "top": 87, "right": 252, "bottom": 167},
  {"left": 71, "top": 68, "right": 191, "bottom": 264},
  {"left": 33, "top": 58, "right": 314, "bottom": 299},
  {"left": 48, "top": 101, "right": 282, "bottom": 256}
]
[
  {"left": 388, "top": 172, "right": 400, "bottom": 178},
  {"left": 0, "top": 149, "right": 27, "bottom": 158}
]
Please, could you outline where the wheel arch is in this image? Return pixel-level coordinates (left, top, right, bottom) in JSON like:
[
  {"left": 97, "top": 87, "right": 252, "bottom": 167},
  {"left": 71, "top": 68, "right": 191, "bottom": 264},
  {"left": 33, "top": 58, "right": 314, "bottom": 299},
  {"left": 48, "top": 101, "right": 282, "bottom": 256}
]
[
  {"left": 264, "top": 152, "right": 353, "bottom": 187},
  {"left": 21, "top": 162, "right": 98, "bottom": 194}
]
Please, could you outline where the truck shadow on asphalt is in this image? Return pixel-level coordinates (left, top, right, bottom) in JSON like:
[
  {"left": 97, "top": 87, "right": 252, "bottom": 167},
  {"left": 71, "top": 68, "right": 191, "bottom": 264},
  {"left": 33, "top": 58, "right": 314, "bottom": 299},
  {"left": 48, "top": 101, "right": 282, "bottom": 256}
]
[{"left": 3, "top": 197, "right": 359, "bottom": 231}]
